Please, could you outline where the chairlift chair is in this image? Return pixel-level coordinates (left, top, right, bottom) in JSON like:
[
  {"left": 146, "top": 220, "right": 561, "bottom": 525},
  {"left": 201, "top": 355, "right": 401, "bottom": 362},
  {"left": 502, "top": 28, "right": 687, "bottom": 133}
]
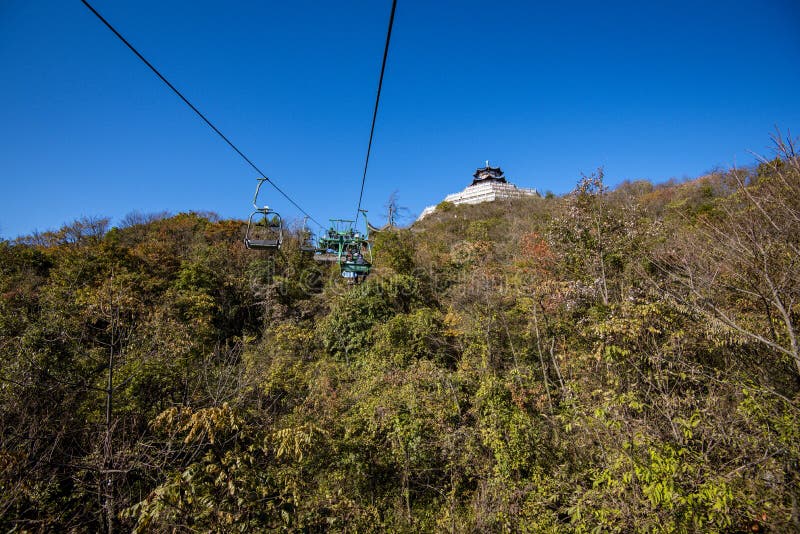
[
  {"left": 245, "top": 210, "right": 283, "bottom": 250},
  {"left": 313, "top": 210, "right": 373, "bottom": 278},
  {"left": 340, "top": 240, "right": 372, "bottom": 275},
  {"left": 244, "top": 177, "right": 283, "bottom": 250}
]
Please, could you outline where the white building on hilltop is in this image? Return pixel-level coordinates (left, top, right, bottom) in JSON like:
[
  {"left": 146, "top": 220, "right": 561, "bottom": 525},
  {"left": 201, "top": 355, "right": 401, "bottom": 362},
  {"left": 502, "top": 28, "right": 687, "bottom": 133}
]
[{"left": 418, "top": 162, "right": 538, "bottom": 220}]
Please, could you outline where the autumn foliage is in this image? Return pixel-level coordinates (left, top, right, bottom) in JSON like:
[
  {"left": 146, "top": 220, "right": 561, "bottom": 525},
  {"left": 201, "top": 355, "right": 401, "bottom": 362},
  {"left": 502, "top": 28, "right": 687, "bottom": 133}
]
[{"left": 1, "top": 136, "right": 799, "bottom": 532}]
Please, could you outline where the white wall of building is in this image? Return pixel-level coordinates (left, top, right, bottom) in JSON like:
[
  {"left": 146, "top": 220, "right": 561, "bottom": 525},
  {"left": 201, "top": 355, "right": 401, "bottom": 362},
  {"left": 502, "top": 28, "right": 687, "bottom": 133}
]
[{"left": 418, "top": 181, "right": 538, "bottom": 220}]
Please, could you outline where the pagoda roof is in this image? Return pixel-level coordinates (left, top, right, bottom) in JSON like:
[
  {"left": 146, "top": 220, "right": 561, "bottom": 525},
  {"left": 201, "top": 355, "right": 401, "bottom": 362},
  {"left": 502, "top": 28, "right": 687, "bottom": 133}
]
[{"left": 471, "top": 164, "right": 507, "bottom": 186}]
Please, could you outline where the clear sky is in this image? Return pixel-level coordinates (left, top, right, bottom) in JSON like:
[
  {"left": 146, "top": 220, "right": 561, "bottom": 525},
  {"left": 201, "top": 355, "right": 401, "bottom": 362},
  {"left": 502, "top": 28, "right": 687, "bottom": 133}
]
[{"left": 1, "top": 0, "right": 799, "bottom": 238}]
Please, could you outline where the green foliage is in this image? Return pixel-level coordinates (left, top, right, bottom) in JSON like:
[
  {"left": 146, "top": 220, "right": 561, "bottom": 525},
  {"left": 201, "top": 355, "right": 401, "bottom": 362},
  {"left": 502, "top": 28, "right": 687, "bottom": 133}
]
[
  {"left": 372, "top": 307, "right": 451, "bottom": 366},
  {"left": 318, "top": 274, "right": 430, "bottom": 359},
  {"left": 372, "top": 229, "right": 416, "bottom": 274},
  {"left": 2, "top": 144, "right": 800, "bottom": 531},
  {"left": 436, "top": 200, "right": 455, "bottom": 212},
  {"left": 475, "top": 375, "right": 540, "bottom": 478}
]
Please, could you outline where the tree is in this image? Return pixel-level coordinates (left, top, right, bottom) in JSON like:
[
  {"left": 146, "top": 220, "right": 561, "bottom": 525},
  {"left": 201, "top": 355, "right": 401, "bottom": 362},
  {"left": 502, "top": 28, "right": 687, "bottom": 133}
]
[
  {"left": 654, "top": 133, "right": 800, "bottom": 381},
  {"left": 550, "top": 169, "right": 642, "bottom": 306}
]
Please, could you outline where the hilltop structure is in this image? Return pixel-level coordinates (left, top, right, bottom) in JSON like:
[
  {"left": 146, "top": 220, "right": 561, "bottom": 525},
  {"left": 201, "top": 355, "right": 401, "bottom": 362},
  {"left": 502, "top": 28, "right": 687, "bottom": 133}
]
[{"left": 418, "top": 162, "right": 538, "bottom": 219}]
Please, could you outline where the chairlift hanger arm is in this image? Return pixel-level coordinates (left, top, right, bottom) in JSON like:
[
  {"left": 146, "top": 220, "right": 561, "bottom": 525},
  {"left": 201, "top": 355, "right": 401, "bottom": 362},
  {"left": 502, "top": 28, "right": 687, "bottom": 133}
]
[{"left": 253, "top": 177, "right": 269, "bottom": 210}]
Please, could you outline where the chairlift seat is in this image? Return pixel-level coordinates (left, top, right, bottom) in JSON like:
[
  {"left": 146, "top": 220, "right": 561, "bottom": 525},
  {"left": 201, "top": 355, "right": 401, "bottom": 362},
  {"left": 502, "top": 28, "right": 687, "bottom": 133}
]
[
  {"left": 245, "top": 239, "right": 280, "bottom": 250},
  {"left": 313, "top": 252, "right": 340, "bottom": 263},
  {"left": 341, "top": 261, "right": 372, "bottom": 274}
]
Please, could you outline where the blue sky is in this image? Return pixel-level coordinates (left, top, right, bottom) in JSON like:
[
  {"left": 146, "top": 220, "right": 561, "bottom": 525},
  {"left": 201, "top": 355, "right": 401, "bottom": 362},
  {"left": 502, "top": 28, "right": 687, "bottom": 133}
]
[{"left": 1, "top": 0, "right": 799, "bottom": 238}]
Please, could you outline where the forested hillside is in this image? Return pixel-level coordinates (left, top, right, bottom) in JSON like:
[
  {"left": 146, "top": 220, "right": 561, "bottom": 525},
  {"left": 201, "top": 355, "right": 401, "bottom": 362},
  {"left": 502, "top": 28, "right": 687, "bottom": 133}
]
[{"left": 1, "top": 138, "right": 799, "bottom": 532}]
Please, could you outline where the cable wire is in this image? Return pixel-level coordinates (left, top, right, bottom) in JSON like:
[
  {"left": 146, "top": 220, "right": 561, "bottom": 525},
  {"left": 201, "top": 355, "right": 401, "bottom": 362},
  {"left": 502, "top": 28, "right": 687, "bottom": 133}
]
[
  {"left": 354, "top": 0, "right": 397, "bottom": 224},
  {"left": 79, "top": 0, "right": 325, "bottom": 229}
]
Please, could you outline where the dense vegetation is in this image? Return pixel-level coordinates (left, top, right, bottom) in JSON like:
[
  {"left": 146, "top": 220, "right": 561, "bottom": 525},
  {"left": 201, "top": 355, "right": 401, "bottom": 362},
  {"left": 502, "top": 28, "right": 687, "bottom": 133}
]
[{"left": 1, "top": 137, "right": 799, "bottom": 532}]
